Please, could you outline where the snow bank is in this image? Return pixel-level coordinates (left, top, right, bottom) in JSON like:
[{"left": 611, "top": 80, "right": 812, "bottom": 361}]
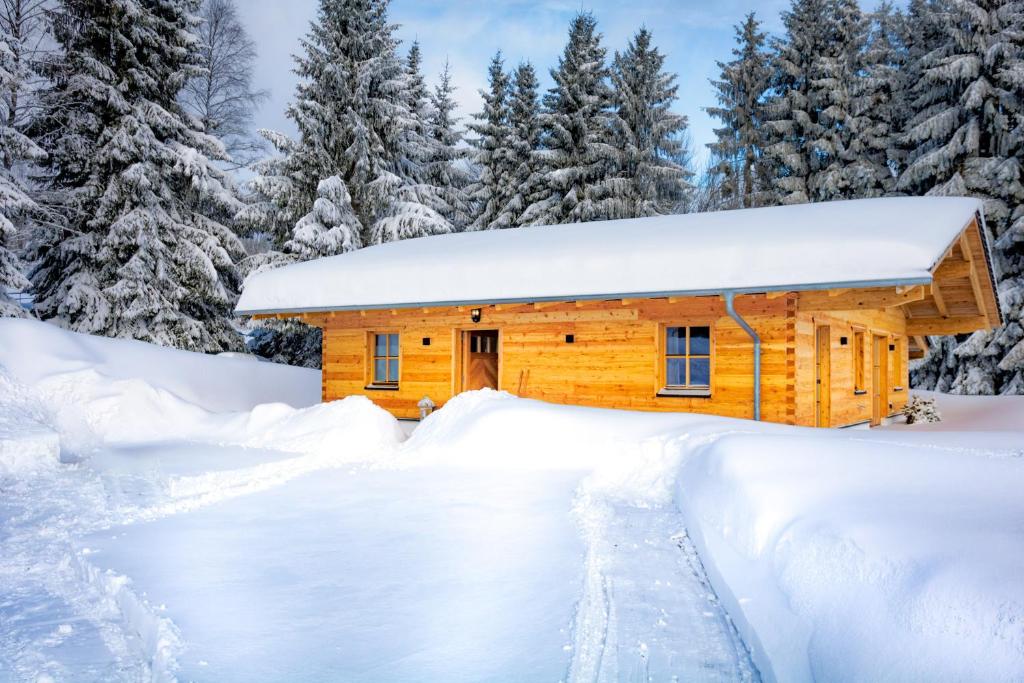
[
  {"left": 0, "top": 317, "right": 319, "bottom": 413},
  {"left": 678, "top": 431, "right": 1024, "bottom": 683},
  {"left": 0, "top": 319, "right": 404, "bottom": 456},
  {"left": 403, "top": 388, "right": 758, "bottom": 473},
  {"left": 0, "top": 368, "right": 61, "bottom": 475}
]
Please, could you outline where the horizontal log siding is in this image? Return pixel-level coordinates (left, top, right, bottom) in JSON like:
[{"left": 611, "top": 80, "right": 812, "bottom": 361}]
[{"left": 319, "top": 295, "right": 795, "bottom": 423}]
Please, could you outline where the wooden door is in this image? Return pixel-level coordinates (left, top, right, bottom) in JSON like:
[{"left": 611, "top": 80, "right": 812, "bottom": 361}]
[
  {"left": 815, "top": 325, "right": 831, "bottom": 427},
  {"left": 872, "top": 335, "right": 889, "bottom": 426},
  {"left": 463, "top": 330, "right": 499, "bottom": 391}
]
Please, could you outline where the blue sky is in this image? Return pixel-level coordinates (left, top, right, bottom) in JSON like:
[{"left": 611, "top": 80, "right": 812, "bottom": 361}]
[{"left": 237, "top": 0, "right": 870, "bottom": 167}]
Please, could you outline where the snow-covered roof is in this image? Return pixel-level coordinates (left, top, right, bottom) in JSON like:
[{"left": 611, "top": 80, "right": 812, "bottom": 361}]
[{"left": 236, "top": 197, "right": 984, "bottom": 315}]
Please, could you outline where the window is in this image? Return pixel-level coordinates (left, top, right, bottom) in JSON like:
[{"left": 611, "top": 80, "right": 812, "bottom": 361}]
[
  {"left": 371, "top": 333, "right": 399, "bottom": 385},
  {"left": 853, "top": 330, "right": 866, "bottom": 393},
  {"left": 663, "top": 325, "right": 711, "bottom": 392}
]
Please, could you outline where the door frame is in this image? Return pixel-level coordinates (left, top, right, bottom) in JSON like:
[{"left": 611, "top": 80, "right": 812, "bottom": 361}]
[
  {"left": 871, "top": 334, "right": 889, "bottom": 426},
  {"left": 815, "top": 325, "right": 831, "bottom": 427},
  {"left": 453, "top": 328, "right": 502, "bottom": 394}
]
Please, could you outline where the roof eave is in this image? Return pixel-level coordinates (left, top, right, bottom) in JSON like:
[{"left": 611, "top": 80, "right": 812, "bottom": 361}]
[{"left": 234, "top": 276, "right": 933, "bottom": 317}]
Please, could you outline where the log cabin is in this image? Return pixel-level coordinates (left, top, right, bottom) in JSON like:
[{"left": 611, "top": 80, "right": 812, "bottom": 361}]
[{"left": 236, "top": 197, "right": 1002, "bottom": 427}]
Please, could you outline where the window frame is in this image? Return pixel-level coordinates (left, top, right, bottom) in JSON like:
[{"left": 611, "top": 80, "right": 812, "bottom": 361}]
[
  {"left": 891, "top": 335, "right": 905, "bottom": 391},
  {"left": 852, "top": 328, "right": 867, "bottom": 395},
  {"left": 657, "top": 323, "right": 714, "bottom": 398},
  {"left": 366, "top": 331, "right": 401, "bottom": 390}
]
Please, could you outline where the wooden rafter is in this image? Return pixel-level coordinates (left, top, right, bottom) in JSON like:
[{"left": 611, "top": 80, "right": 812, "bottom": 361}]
[
  {"left": 958, "top": 233, "right": 992, "bottom": 327},
  {"left": 906, "top": 315, "right": 989, "bottom": 336},
  {"left": 930, "top": 282, "right": 949, "bottom": 317},
  {"left": 798, "top": 286, "right": 926, "bottom": 312}
]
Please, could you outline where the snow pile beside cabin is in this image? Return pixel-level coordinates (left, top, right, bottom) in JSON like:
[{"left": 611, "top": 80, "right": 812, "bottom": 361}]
[
  {"left": 0, "top": 317, "right": 402, "bottom": 459},
  {"left": 237, "top": 197, "right": 982, "bottom": 313}
]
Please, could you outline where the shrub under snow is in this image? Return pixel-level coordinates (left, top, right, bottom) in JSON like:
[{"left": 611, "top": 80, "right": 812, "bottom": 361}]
[{"left": 903, "top": 395, "right": 941, "bottom": 424}]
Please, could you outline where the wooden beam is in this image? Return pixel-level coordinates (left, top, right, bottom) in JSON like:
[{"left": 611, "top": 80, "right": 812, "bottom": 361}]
[
  {"left": 908, "top": 335, "right": 929, "bottom": 360},
  {"left": 906, "top": 315, "right": 990, "bottom": 336},
  {"left": 532, "top": 301, "right": 564, "bottom": 311},
  {"left": 827, "top": 289, "right": 850, "bottom": 297},
  {"left": 933, "top": 259, "right": 972, "bottom": 280},
  {"left": 931, "top": 282, "right": 949, "bottom": 317},
  {"left": 959, "top": 233, "right": 992, "bottom": 326},
  {"left": 798, "top": 286, "right": 926, "bottom": 312},
  {"left": 766, "top": 291, "right": 789, "bottom": 300}
]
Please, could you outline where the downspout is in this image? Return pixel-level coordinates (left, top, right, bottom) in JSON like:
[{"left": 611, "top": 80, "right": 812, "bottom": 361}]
[{"left": 724, "top": 291, "right": 761, "bottom": 421}]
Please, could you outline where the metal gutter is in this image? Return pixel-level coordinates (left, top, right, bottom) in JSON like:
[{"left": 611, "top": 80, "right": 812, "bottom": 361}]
[
  {"left": 974, "top": 210, "right": 1004, "bottom": 326},
  {"left": 234, "top": 276, "right": 932, "bottom": 317},
  {"left": 723, "top": 291, "right": 761, "bottom": 421}
]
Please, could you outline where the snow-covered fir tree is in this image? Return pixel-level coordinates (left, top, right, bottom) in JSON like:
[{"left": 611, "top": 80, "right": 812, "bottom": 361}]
[
  {"left": 403, "top": 46, "right": 468, "bottom": 231},
  {"left": 889, "top": 0, "right": 949, "bottom": 176},
  {"left": 602, "top": 27, "right": 692, "bottom": 218},
  {"left": 845, "top": 1, "right": 905, "bottom": 196},
  {"left": 496, "top": 61, "right": 542, "bottom": 227},
  {"left": 904, "top": 0, "right": 1024, "bottom": 395},
  {"left": 763, "top": 0, "right": 869, "bottom": 204},
  {"left": 811, "top": 0, "right": 870, "bottom": 200},
  {"left": 246, "top": 0, "right": 451, "bottom": 253},
  {"left": 426, "top": 60, "right": 471, "bottom": 229},
  {"left": 29, "top": 0, "right": 244, "bottom": 351},
  {"left": 706, "top": 13, "right": 773, "bottom": 209},
  {"left": 521, "top": 13, "right": 613, "bottom": 225},
  {"left": 467, "top": 51, "right": 514, "bottom": 229},
  {"left": 0, "top": 38, "right": 43, "bottom": 318}
]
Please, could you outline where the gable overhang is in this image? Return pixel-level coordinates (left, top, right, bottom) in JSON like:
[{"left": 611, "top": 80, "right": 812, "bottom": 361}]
[{"left": 901, "top": 211, "right": 1003, "bottom": 337}]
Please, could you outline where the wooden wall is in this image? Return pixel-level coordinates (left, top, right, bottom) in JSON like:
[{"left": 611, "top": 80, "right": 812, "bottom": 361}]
[
  {"left": 311, "top": 292, "right": 910, "bottom": 427},
  {"left": 793, "top": 306, "right": 910, "bottom": 427},
  {"left": 318, "top": 295, "right": 794, "bottom": 422}
]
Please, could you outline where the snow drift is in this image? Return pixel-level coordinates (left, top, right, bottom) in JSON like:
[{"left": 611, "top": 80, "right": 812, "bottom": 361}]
[{"left": 0, "top": 318, "right": 402, "bottom": 457}]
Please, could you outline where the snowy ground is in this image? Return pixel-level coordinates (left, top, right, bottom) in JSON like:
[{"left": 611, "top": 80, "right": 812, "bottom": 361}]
[{"left": 1, "top": 318, "right": 1022, "bottom": 682}]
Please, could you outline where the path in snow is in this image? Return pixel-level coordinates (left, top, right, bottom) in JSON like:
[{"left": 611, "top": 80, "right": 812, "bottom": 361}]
[
  {"left": 0, "top": 459, "right": 141, "bottom": 682},
  {"left": 585, "top": 505, "right": 758, "bottom": 682}
]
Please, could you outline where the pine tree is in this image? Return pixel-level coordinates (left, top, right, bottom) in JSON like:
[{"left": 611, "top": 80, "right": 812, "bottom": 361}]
[
  {"left": 846, "top": 1, "right": 905, "bottom": 196},
  {"left": 30, "top": 0, "right": 244, "bottom": 351},
  {"left": 521, "top": 13, "right": 613, "bottom": 225},
  {"left": 602, "top": 27, "right": 691, "bottom": 218},
  {"left": 0, "top": 38, "right": 42, "bottom": 318},
  {"left": 496, "top": 61, "right": 542, "bottom": 227},
  {"left": 706, "top": 13, "right": 773, "bottom": 209},
  {"left": 763, "top": 0, "right": 868, "bottom": 204},
  {"left": 427, "top": 60, "right": 471, "bottom": 229},
  {"left": 903, "top": 0, "right": 1024, "bottom": 395},
  {"left": 467, "top": 51, "right": 514, "bottom": 229},
  {"left": 890, "top": 0, "right": 949, "bottom": 176},
  {"left": 810, "top": 0, "right": 869, "bottom": 201},
  {"left": 246, "top": 0, "right": 451, "bottom": 256}
]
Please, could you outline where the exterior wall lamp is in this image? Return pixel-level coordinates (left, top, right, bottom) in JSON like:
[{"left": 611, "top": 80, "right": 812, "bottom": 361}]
[{"left": 471, "top": 308, "right": 482, "bottom": 323}]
